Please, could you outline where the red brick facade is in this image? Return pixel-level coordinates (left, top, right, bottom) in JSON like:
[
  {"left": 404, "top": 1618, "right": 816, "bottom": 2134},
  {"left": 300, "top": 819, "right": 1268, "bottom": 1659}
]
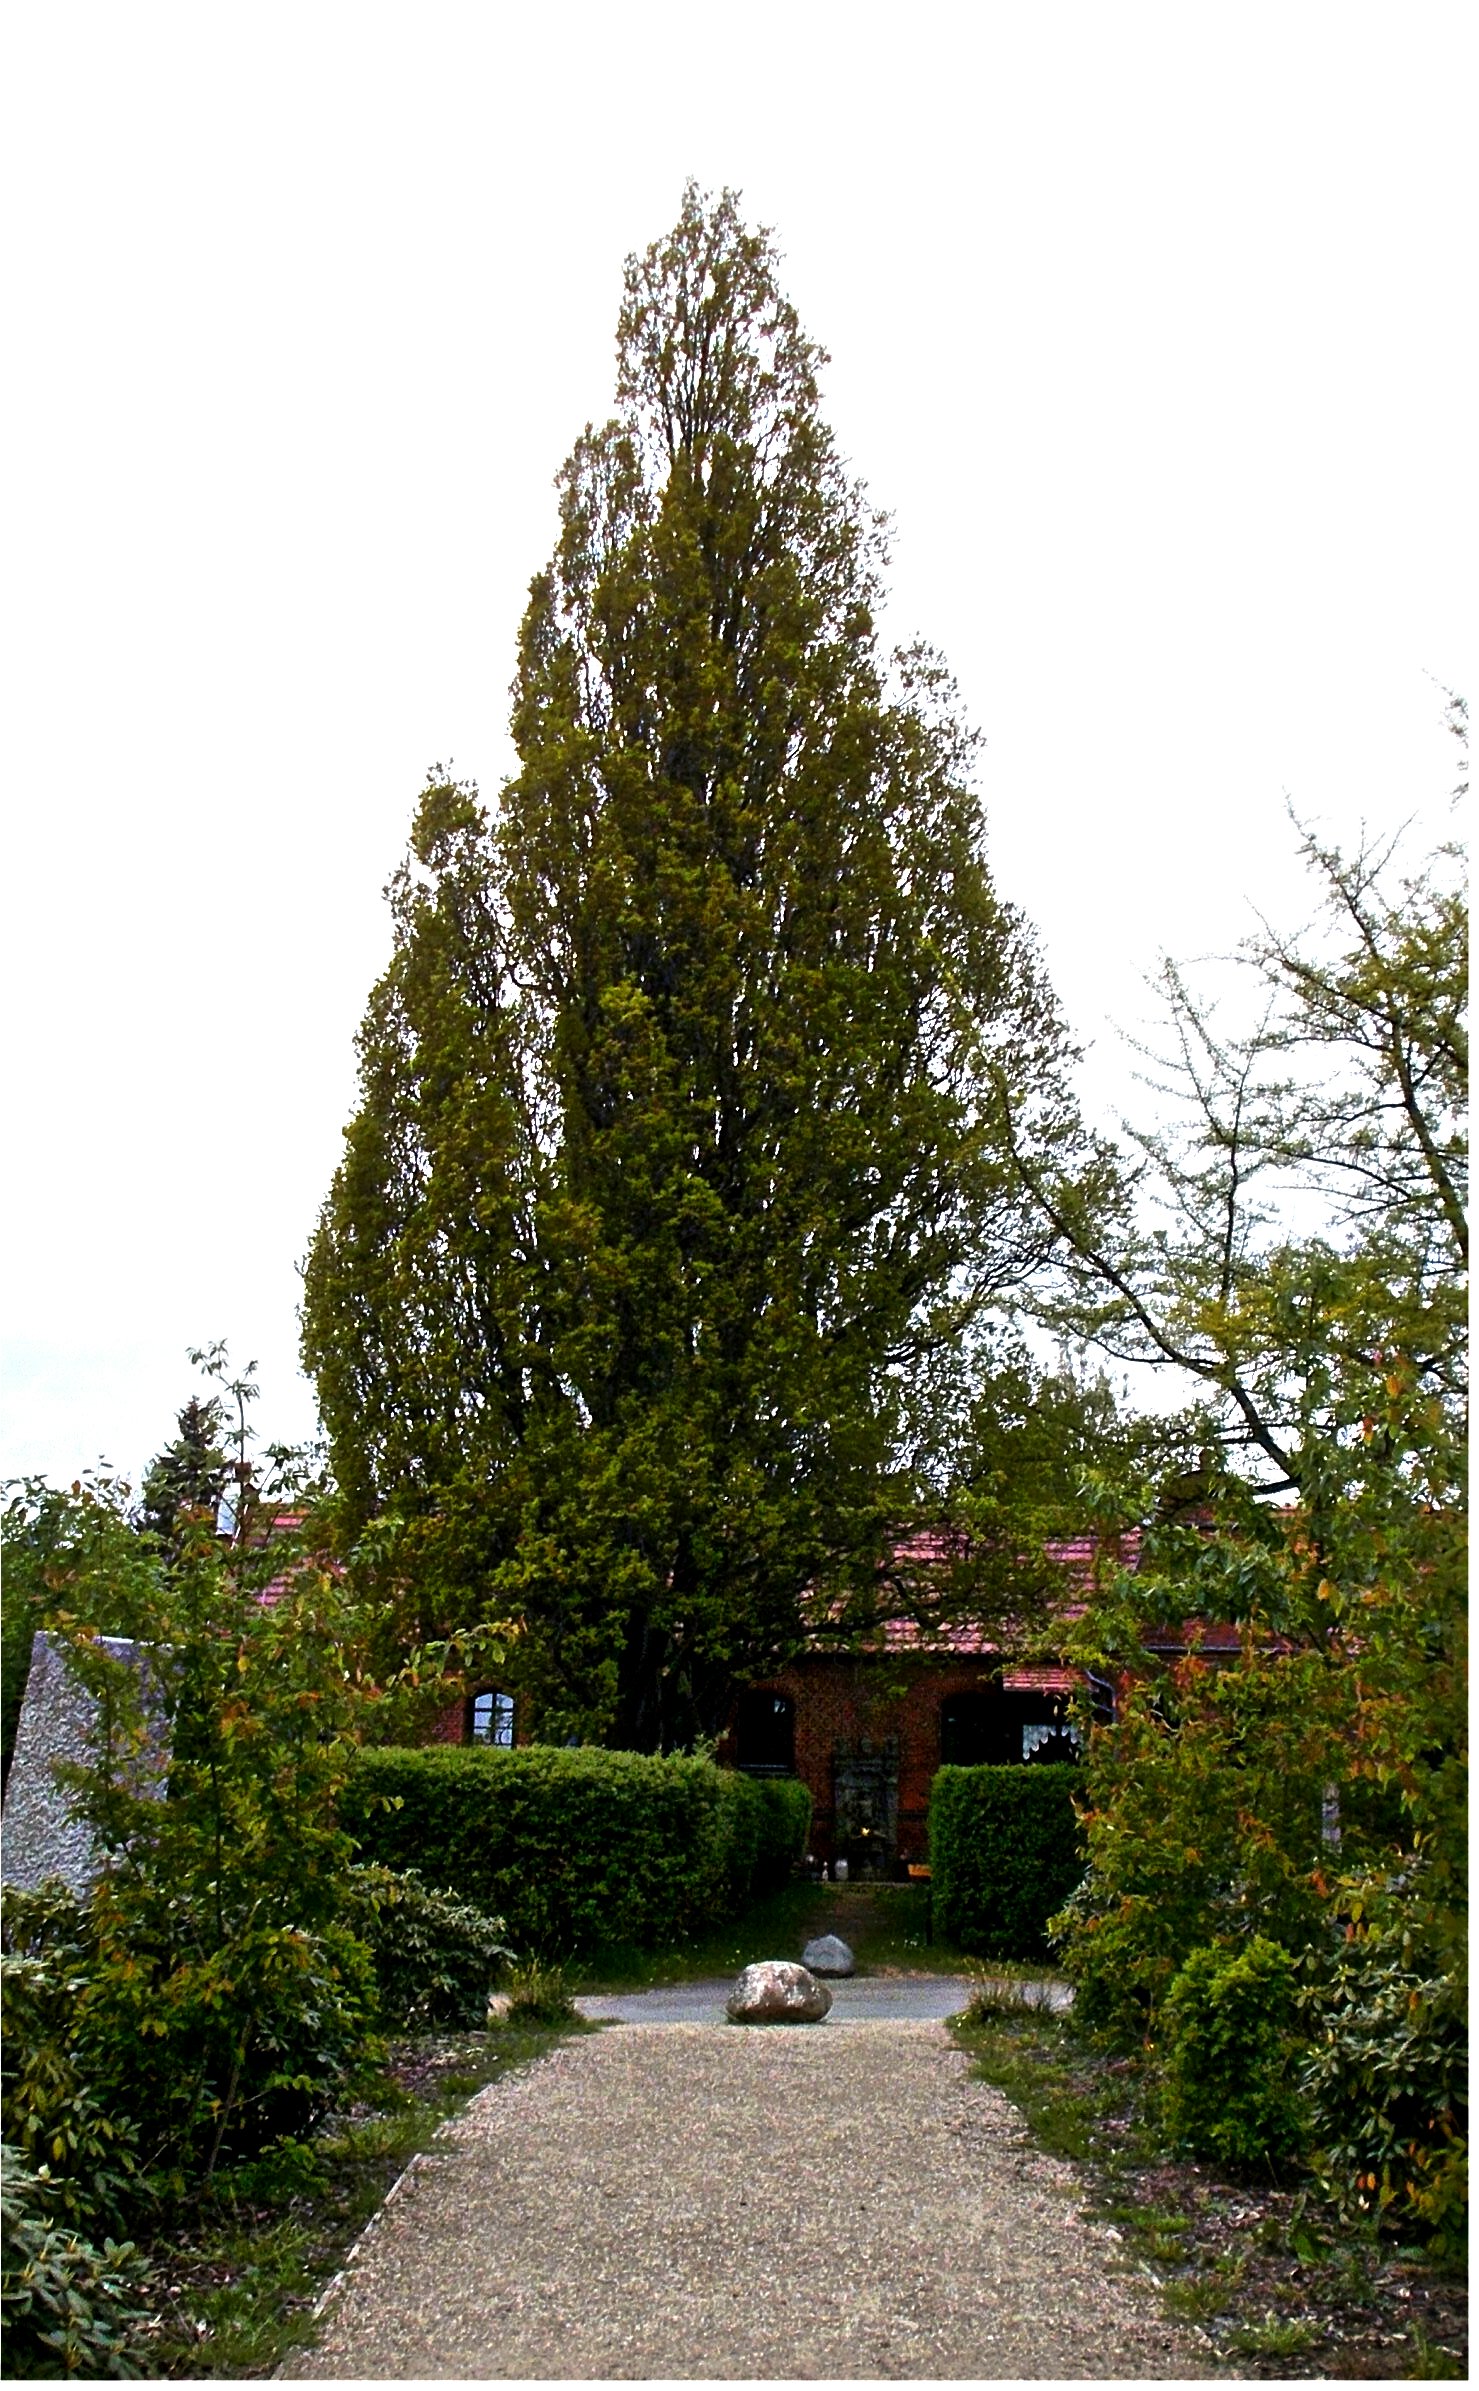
[{"left": 714, "top": 1652, "right": 1081, "bottom": 1873}]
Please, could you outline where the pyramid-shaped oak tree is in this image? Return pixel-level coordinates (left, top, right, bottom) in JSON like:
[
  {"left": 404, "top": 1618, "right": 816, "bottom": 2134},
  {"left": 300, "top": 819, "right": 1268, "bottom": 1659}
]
[{"left": 304, "top": 187, "right": 1080, "bottom": 1748}]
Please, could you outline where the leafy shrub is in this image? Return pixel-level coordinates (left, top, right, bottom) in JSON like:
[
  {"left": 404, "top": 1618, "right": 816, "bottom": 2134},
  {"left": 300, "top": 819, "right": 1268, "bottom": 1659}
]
[
  {"left": 1301, "top": 1883, "right": 1467, "bottom": 2261},
  {"left": 1049, "top": 1876, "right": 1169, "bottom": 2041},
  {"left": 929, "top": 1764, "right": 1082, "bottom": 1958},
  {"left": 1050, "top": 1657, "right": 1341, "bottom": 2042},
  {"left": 1160, "top": 1936, "right": 1309, "bottom": 2167},
  {"left": 1, "top": 1890, "right": 140, "bottom": 2232},
  {"left": 340, "top": 1747, "right": 810, "bottom": 1958},
  {"left": 2, "top": 1877, "right": 375, "bottom": 2200},
  {"left": 347, "top": 1865, "right": 513, "bottom": 2030},
  {"left": 4, "top": 1456, "right": 392, "bottom": 2191},
  {"left": 0, "top": 2142, "right": 151, "bottom": 2379},
  {"left": 81, "top": 1891, "right": 376, "bottom": 2177}
]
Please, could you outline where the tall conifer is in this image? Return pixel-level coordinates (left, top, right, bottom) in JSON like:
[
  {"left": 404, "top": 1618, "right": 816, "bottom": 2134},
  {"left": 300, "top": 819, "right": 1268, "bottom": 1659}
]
[{"left": 304, "top": 187, "right": 1079, "bottom": 1747}]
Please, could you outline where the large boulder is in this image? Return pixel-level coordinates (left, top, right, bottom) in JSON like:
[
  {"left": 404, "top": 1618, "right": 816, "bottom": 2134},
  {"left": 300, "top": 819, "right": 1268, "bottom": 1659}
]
[
  {"left": 725, "top": 1960, "right": 832, "bottom": 2023},
  {"left": 801, "top": 1933, "right": 855, "bottom": 1977}
]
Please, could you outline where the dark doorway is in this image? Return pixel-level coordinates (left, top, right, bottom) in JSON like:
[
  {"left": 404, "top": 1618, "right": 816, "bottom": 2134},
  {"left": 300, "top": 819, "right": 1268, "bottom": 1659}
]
[
  {"left": 833, "top": 1738, "right": 899, "bottom": 1877},
  {"left": 735, "top": 1689, "right": 795, "bottom": 1776}
]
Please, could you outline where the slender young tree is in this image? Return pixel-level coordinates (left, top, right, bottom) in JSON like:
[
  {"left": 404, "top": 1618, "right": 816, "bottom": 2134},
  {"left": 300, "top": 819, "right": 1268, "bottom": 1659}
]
[
  {"left": 1013, "top": 737, "right": 1467, "bottom": 2240},
  {"left": 304, "top": 186, "right": 1083, "bottom": 1748}
]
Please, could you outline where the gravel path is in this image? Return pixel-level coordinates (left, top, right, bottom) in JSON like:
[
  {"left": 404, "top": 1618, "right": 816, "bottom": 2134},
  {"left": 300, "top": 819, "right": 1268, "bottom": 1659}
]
[{"left": 295, "top": 2021, "right": 1206, "bottom": 2379}]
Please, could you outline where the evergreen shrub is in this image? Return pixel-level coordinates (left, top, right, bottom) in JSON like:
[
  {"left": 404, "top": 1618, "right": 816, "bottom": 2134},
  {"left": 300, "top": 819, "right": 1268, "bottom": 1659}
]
[
  {"left": 1301, "top": 1887, "right": 1467, "bottom": 2261},
  {"left": 1160, "top": 1936, "right": 1309, "bottom": 2167},
  {"left": 1, "top": 1889, "right": 141, "bottom": 2233},
  {"left": 929, "top": 1764, "right": 1083, "bottom": 1958},
  {"left": 0, "top": 2142, "right": 151, "bottom": 2379},
  {"left": 340, "top": 1748, "right": 810, "bottom": 1958},
  {"left": 346, "top": 1866, "right": 514, "bottom": 2030}
]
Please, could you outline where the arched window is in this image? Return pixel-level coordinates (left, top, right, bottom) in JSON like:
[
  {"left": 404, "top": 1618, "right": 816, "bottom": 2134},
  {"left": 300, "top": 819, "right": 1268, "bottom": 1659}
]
[
  {"left": 734, "top": 1689, "right": 795, "bottom": 1775},
  {"left": 469, "top": 1689, "right": 515, "bottom": 1746}
]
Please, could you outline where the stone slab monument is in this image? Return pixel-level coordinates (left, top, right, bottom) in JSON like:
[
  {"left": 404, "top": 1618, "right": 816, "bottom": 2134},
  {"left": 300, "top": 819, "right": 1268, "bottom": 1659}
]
[{"left": 2, "top": 1632, "right": 165, "bottom": 1895}]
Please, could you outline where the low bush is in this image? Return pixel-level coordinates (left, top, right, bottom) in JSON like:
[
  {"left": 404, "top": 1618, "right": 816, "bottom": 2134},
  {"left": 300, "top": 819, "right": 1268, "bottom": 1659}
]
[
  {"left": 1049, "top": 1659, "right": 1341, "bottom": 2043},
  {"left": 1300, "top": 1882, "right": 1467, "bottom": 2263},
  {"left": 2, "top": 1877, "right": 375, "bottom": 2198},
  {"left": 340, "top": 1747, "right": 810, "bottom": 1959},
  {"left": 929, "top": 1764, "right": 1082, "bottom": 1959},
  {"left": 81, "top": 1891, "right": 376, "bottom": 2180},
  {"left": 1, "top": 1889, "right": 141, "bottom": 2233},
  {"left": 1, "top": 1449, "right": 395, "bottom": 2198},
  {"left": 0, "top": 2142, "right": 151, "bottom": 2379},
  {"left": 1160, "top": 1936, "right": 1309, "bottom": 2168},
  {"left": 346, "top": 1866, "right": 514, "bottom": 2031}
]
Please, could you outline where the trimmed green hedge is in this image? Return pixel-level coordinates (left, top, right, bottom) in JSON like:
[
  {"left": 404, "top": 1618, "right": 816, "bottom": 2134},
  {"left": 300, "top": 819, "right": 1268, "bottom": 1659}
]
[
  {"left": 339, "top": 1747, "right": 811, "bottom": 1959},
  {"left": 930, "top": 1764, "right": 1083, "bottom": 1958}
]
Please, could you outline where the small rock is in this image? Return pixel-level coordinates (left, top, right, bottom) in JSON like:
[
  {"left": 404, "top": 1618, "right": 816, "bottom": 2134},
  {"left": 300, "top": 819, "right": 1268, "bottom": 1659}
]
[
  {"left": 725, "top": 1960, "right": 832, "bottom": 2023},
  {"left": 801, "top": 1933, "right": 855, "bottom": 1977}
]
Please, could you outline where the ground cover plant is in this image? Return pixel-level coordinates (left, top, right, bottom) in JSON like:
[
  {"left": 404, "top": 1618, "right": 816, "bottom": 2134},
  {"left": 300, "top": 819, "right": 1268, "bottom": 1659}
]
[{"left": 953, "top": 1997, "right": 1467, "bottom": 2379}]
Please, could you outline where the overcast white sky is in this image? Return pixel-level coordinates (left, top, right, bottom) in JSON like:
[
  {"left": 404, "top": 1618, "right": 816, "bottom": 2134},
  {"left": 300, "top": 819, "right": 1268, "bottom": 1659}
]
[{"left": 3, "top": 2, "right": 1471, "bottom": 1488}]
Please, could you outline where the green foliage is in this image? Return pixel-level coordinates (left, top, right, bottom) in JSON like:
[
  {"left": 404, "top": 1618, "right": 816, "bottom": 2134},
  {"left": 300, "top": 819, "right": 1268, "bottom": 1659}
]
[
  {"left": 49, "top": 1494, "right": 379, "bottom": 2178},
  {"left": 1159, "top": 1936, "right": 1309, "bottom": 2168},
  {"left": 1, "top": 1889, "right": 140, "bottom": 2233},
  {"left": 929, "top": 1764, "right": 1082, "bottom": 1958},
  {"left": 303, "top": 182, "right": 1085, "bottom": 1750},
  {"left": 2, "top": 1359, "right": 394, "bottom": 2195},
  {"left": 136, "top": 1395, "right": 227, "bottom": 1555},
  {"left": 340, "top": 1746, "right": 810, "bottom": 1958},
  {"left": 80, "top": 1897, "right": 376, "bottom": 2182},
  {"left": 0, "top": 2142, "right": 150, "bottom": 2379},
  {"left": 1301, "top": 1874, "right": 1467, "bottom": 2261},
  {"left": 502, "top": 1959, "right": 578, "bottom": 2025},
  {"left": 1019, "top": 747, "right": 1466, "bottom": 2251},
  {"left": 1051, "top": 1649, "right": 1350, "bottom": 2041},
  {"left": 345, "top": 1866, "right": 513, "bottom": 2031}
]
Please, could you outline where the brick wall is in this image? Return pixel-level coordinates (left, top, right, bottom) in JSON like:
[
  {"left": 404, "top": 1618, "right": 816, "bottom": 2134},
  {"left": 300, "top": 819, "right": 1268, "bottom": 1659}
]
[{"left": 716, "top": 1654, "right": 1013, "bottom": 1868}]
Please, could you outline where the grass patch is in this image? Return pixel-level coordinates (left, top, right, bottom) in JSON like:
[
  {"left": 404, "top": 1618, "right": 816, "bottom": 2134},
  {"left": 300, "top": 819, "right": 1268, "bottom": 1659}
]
[
  {"left": 135, "top": 2021, "right": 590, "bottom": 2377},
  {"left": 1221, "top": 2313, "right": 1320, "bottom": 2364},
  {"left": 579, "top": 1877, "right": 978, "bottom": 1992},
  {"left": 951, "top": 2005, "right": 1467, "bottom": 2380},
  {"left": 502, "top": 1957, "right": 579, "bottom": 2024}
]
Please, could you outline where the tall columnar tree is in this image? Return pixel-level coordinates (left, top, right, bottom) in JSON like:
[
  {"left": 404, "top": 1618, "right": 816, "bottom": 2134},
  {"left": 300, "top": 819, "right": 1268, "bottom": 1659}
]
[{"left": 304, "top": 186, "right": 1082, "bottom": 1749}]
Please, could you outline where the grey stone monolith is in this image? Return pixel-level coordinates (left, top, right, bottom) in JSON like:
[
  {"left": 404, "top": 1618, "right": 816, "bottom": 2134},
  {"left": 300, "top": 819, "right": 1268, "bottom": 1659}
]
[{"left": 2, "top": 1632, "right": 165, "bottom": 1894}]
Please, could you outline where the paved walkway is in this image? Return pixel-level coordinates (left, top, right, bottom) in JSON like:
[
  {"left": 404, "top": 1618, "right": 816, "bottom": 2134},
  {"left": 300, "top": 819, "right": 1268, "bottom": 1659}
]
[
  {"left": 575, "top": 1972, "right": 1072, "bottom": 2024},
  {"left": 295, "top": 2019, "right": 1206, "bottom": 2380}
]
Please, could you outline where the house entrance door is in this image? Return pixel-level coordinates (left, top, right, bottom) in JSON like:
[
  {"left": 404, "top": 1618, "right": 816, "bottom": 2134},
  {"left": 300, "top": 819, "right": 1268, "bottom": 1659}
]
[{"left": 832, "top": 1738, "right": 898, "bottom": 1878}]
